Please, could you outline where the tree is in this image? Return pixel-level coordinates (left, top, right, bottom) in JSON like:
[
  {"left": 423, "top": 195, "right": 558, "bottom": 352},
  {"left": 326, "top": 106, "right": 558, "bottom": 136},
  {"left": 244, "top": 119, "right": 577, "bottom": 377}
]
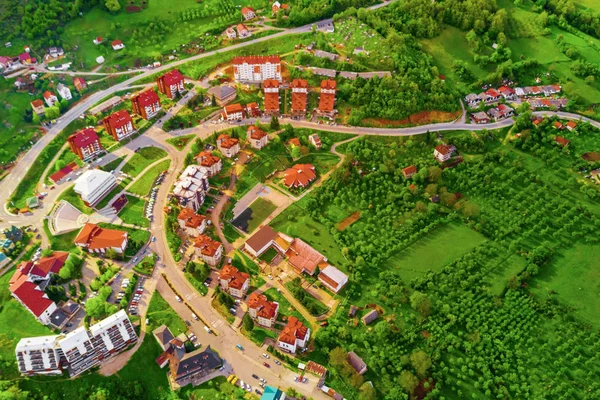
[
  {"left": 44, "top": 106, "right": 60, "bottom": 120},
  {"left": 410, "top": 349, "right": 432, "bottom": 377},
  {"left": 105, "top": 0, "right": 121, "bottom": 12},
  {"left": 399, "top": 370, "right": 419, "bottom": 394},
  {"left": 242, "top": 313, "right": 254, "bottom": 332},
  {"left": 291, "top": 146, "right": 302, "bottom": 159},
  {"left": 329, "top": 347, "right": 347, "bottom": 367},
  {"left": 359, "top": 382, "right": 377, "bottom": 400},
  {"left": 41, "top": 248, "right": 53, "bottom": 257},
  {"left": 211, "top": 94, "right": 217, "bottom": 107},
  {"left": 428, "top": 166, "right": 442, "bottom": 182},
  {"left": 410, "top": 291, "right": 432, "bottom": 317},
  {"left": 270, "top": 116, "right": 280, "bottom": 130},
  {"left": 462, "top": 202, "right": 480, "bottom": 218}
]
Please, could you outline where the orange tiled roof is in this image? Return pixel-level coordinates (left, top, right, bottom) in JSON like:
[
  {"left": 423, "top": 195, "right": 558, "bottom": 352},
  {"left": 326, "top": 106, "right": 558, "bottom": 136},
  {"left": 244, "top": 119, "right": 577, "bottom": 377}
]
[
  {"left": 285, "top": 238, "right": 324, "bottom": 274},
  {"left": 283, "top": 164, "right": 316, "bottom": 188},
  {"left": 177, "top": 208, "right": 196, "bottom": 221},
  {"left": 185, "top": 214, "right": 206, "bottom": 229},
  {"left": 194, "top": 235, "right": 222, "bottom": 256},
  {"left": 219, "top": 264, "right": 250, "bottom": 290},
  {"left": 278, "top": 316, "right": 308, "bottom": 345},
  {"left": 197, "top": 151, "right": 221, "bottom": 167},
  {"left": 248, "top": 125, "right": 267, "bottom": 140},
  {"left": 217, "top": 134, "right": 239, "bottom": 149},
  {"left": 74, "top": 223, "right": 127, "bottom": 250},
  {"left": 247, "top": 292, "right": 278, "bottom": 319}
]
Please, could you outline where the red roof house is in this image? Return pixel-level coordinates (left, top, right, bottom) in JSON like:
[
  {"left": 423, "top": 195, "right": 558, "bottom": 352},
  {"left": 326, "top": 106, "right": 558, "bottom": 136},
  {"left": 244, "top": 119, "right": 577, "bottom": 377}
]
[
  {"left": 283, "top": 164, "right": 316, "bottom": 188},
  {"left": 157, "top": 69, "right": 185, "bottom": 99},
  {"left": 68, "top": 128, "right": 103, "bottom": 160}
]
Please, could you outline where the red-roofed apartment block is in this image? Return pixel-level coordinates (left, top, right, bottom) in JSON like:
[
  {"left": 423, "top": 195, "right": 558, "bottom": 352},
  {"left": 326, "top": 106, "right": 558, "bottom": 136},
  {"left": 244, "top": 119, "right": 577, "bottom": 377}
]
[
  {"left": 177, "top": 208, "right": 207, "bottom": 237},
  {"left": 318, "top": 79, "right": 337, "bottom": 116},
  {"left": 68, "top": 128, "right": 103, "bottom": 160},
  {"left": 131, "top": 89, "right": 161, "bottom": 120},
  {"left": 157, "top": 69, "right": 185, "bottom": 99},
  {"left": 216, "top": 134, "right": 240, "bottom": 158},
  {"left": 278, "top": 316, "right": 310, "bottom": 354},
  {"left": 194, "top": 235, "right": 223, "bottom": 266},
  {"left": 103, "top": 110, "right": 135, "bottom": 141},
  {"left": 219, "top": 265, "right": 250, "bottom": 298},
  {"left": 233, "top": 55, "right": 281, "bottom": 83},
  {"left": 247, "top": 125, "right": 268, "bottom": 150},
  {"left": 196, "top": 151, "right": 223, "bottom": 177},
  {"left": 247, "top": 292, "right": 279, "bottom": 327},
  {"left": 74, "top": 223, "right": 128, "bottom": 254},
  {"left": 291, "top": 79, "right": 308, "bottom": 116},
  {"left": 263, "top": 79, "right": 280, "bottom": 116},
  {"left": 221, "top": 103, "right": 244, "bottom": 122}
]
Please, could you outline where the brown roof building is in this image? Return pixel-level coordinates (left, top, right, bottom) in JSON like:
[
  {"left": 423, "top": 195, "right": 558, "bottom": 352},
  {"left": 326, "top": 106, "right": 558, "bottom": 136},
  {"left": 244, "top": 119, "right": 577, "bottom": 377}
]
[
  {"left": 219, "top": 265, "right": 250, "bottom": 298},
  {"left": 347, "top": 351, "right": 367, "bottom": 375},
  {"left": 74, "top": 223, "right": 128, "bottom": 254},
  {"left": 318, "top": 80, "right": 337, "bottom": 115},
  {"left": 247, "top": 125, "right": 268, "bottom": 150},
  {"left": 244, "top": 225, "right": 278, "bottom": 257},
  {"left": 196, "top": 151, "right": 222, "bottom": 177},
  {"left": 157, "top": 69, "right": 185, "bottom": 99},
  {"left": 263, "top": 79, "right": 280, "bottom": 116},
  {"left": 68, "top": 128, "right": 103, "bottom": 160},
  {"left": 285, "top": 238, "right": 325, "bottom": 275},
  {"left": 247, "top": 292, "right": 279, "bottom": 327},
  {"left": 556, "top": 136, "right": 570, "bottom": 147},
  {"left": 102, "top": 110, "right": 135, "bottom": 141},
  {"left": 131, "top": 89, "right": 161, "bottom": 120},
  {"left": 283, "top": 164, "right": 316, "bottom": 188},
  {"left": 291, "top": 79, "right": 308, "bottom": 116},
  {"left": 277, "top": 316, "right": 310, "bottom": 354},
  {"left": 402, "top": 165, "right": 417, "bottom": 179},
  {"left": 194, "top": 235, "right": 223, "bottom": 266}
]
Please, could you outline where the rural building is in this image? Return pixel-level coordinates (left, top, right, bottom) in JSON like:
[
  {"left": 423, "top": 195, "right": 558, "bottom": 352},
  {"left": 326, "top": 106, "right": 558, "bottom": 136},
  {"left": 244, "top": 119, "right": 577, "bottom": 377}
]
[
  {"left": 221, "top": 103, "right": 244, "bottom": 122},
  {"left": 196, "top": 151, "right": 222, "bottom": 177},
  {"left": 291, "top": 79, "right": 308, "bottom": 115},
  {"left": 233, "top": 55, "right": 281, "bottom": 83},
  {"left": 131, "top": 89, "right": 161, "bottom": 120},
  {"left": 56, "top": 83, "right": 72, "bottom": 100},
  {"left": 244, "top": 225, "right": 278, "bottom": 257},
  {"left": 483, "top": 88, "right": 501, "bottom": 104},
  {"left": 353, "top": 47, "right": 368, "bottom": 56},
  {"left": 312, "top": 67, "right": 336, "bottom": 78},
  {"left": 272, "top": 1, "right": 289, "bottom": 14},
  {"left": 194, "top": 235, "right": 223, "bottom": 266},
  {"left": 246, "top": 102, "right": 261, "bottom": 117},
  {"left": 263, "top": 79, "right": 280, "bottom": 115},
  {"left": 566, "top": 121, "right": 577, "bottom": 131},
  {"left": 207, "top": 85, "right": 237, "bottom": 106},
  {"left": 347, "top": 351, "right": 367, "bottom": 375},
  {"left": 339, "top": 71, "right": 358, "bottom": 80},
  {"left": 224, "top": 27, "right": 237, "bottom": 39},
  {"left": 284, "top": 237, "right": 326, "bottom": 275},
  {"left": 216, "top": 134, "right": 241, "bottom": 158},
  {"left": 247, "top": 125, "right": 269, "bottom": 149},
  {"left": 553, "top": 121, "right": 564, "bottom": 130},
  {"left": 103, "top": 110, "right": 136, "bottom": 141},
  {"left": 464, "top": 93, "right": 481, "bottom": 108},
  {"left": 93, "top": 37, "right": 103, "bottom": 45},
  {"left": 219, "top": 265, "right": 250, "bottom": 298},
  {"left": 362, "top": 309, "right": 379, "bottom": 325},
  {"left": 19, "top": 52, "right": 36, "bottom": 64},
  {"left": 318, "top": 265, "right": 348, "bottom": 293},
  {"left": 241, "top": 7, "right": 256, "bottom": 20},
  {"left": 434, "top": 144, "right": 456, "bottom": 163},
  {"left": 157, "top": 69, "right": 185, "bottom": 99},
  {"left": 177, "top": 208, "right": 207, "bottom": 237},
  {"left": 73, "top": 77, "right": 87, "bottom": 92},
  {"left": 74, "top": 223, "right": 128, "bottom": 254},
  {"left": 402, "top": 165, "right": 417, "bottom": 179},
  {"left": 318, "top": 79, "right": 336, "bottom": 116},
  {"left": 172, "top": 165, "right": 210, "bottom": 211},
  {"left": 497, "top": 104, "right": 514, "bottom": 118},
  {"left": 89, "top": 96, "right": 122, "bottom": 116},
  {"left": 111, "top": 40, "right": 125, "bottom": 50},
  {"left": 43, "top": 91, "right": 58, "bottom": 107},
  {"left": 247, "top": 292, "right": 279, "bottom": 327},
  {"left": 30, "top": 99, "right": 45, "bottom": 115},
  {"left": 73, "top": 169, "right": 117, "bottom": 206},
  {"left": 68, "top": 128, "right": 103, "bottom": 160},
  {"left": 498, "top": 86, "right": 516, "bottom": 100},
  {"left": 486, "top": 108, "right": 502, "bottom": 122},
  {"left": 555, "top": 136, "right": 570, "bottom": 147},
  {"left": 314, "top": 50, "right": 338, "bottom": 61},
  {"left": 309, "top": 134, "right": 322, "bottom": 149},
  {"left": 237, "top": 24, "right": 251, "bottom": 38},
  {"left": 278, "top": 316, "right": 310, "bottom": 354},
  {"left": 470, "top": 111, "right": 490, "bottom": 124},
  {"left": 543, "top": 84, "right": 561, "bottom": 96},
  {"left": 283, "top": 164, "right": 316, "bottom": 189}
]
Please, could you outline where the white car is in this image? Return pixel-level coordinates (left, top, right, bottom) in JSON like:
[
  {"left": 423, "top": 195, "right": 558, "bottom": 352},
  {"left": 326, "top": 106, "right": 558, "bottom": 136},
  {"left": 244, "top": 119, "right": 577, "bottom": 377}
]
[{"left": 262, "top": 353, "right": 269, "bottom": 359}]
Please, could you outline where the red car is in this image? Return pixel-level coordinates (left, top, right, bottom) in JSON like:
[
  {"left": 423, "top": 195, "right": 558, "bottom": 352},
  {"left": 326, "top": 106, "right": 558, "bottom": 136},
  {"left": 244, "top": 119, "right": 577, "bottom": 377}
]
[{"left": 263, "top": 362, "right": 270, "bottom": 368}]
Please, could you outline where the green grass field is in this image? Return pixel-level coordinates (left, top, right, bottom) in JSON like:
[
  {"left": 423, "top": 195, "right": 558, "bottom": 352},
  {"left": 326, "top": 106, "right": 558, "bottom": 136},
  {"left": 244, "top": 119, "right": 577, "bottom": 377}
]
[
  {"left": 263, "top": 287, "right": 311, "bottom": 328},
  {"left": 57, "top": 185, "right": 94, "bottom": 215},
  {"left": 531, "top": 243, "right": 600, "bottom": 326},
  {"left": 246, "top": 197, "right": 277, "bottom": 233},
  {"left": 386, "top": 223, "right": 487, "bottom": 282},
  {"left": 43, "top": 220, "right": 80, "bottom": 252},
  {"left": 119, "top": 195, "right": 149, "bottom": 228},
  {"left": 484, "top": 253, "right": 528, "bottom": 296},
  {"left": 121, "top": 147, "right": 168, "bottom": 177},
  {"left": 147, "top": 291, "right": 187, "bottom": 335},
  {"left": 100, "top": 156, "right": 126, "bottom": 172},
  {"left": 165, "top": 134, "right": 196, "bottom": 150},
  {"left": 128, "top": 159, "right": 170, "bottom": 196}
]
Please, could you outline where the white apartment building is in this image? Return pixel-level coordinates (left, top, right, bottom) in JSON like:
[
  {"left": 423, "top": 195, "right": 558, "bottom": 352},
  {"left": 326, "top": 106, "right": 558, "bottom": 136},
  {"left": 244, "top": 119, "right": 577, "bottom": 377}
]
[
  {"left": 57, "top": 83, "right": 72, "bottom": 100},
  {"left": 233, "top": 55, "right": 281, "bottom": 83},
  {"left": 73, "top": 170, "right": 117, "bottom": 207},
  {"left": 172, "top": 165, "right": 209, "bottom": 211}
]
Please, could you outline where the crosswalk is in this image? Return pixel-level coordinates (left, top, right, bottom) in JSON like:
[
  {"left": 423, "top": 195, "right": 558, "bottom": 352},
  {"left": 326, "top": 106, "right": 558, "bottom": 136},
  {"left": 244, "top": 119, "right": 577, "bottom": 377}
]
[
  {"left": 184, "top": 292, "right": 197, "bottom": 301},
  {"left": 211, "top": 319, "right": 224, "bottom": 329}
]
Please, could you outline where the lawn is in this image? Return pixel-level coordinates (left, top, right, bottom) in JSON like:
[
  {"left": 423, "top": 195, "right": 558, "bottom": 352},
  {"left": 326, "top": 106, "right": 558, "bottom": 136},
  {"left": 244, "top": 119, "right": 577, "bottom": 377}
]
[
  {"left": 166, "top": 134, "right": 196, "bottom": 150},
  {"left": 263, "top": 287, "right": 310, "bottom": 328},
  {"left": 386, "top": 223, "right": 487, "bottom": 282},
  {"left": 119, "top": 195, "right": 149, "bottom": 228},
  {"left": 57, "top": 185, "right": 94, "bottom": 215},
  {"left": 484, "top": 252, "right": 528, "bottom": 296},
  {"left": 133, "top": 254, "right": 156, "bottom": 275},
  {"left": 147, "top": 291, "right": 187, "bottom": 335},
  {"left": 100, "top": 156, "right": 126, "bottom": 172},
  {"left": 246, "top": 326, "right": 278, "bottom": 346},
  {"left": 530, "top": 243, "right": 600, "bottom": 326},
  {"left": 186, "top": 271, "right": 209, "bottom": 296},
  {"left": 43, "top": 220, "right": 80, "bottom": 252},
  {"left": 121, "top": 147, "right": 168, "bottom": 177},
  {"left": 180, "top": 376, "right": 246, "bottom": 399},
  {"left": 232, "top": 197, "right": 277, "bottom": 233},
  {"left": 128, "top": 160, "right": 171, "bottom": 196},
  {"left": 222, "top": 222, "right": 242, "bottom": 243},
  {"left": 285, "top": 279, "right": 330, "bottom": 317},
  {"left": 259, "top": 247, "right": 278, "bottom": 263}
]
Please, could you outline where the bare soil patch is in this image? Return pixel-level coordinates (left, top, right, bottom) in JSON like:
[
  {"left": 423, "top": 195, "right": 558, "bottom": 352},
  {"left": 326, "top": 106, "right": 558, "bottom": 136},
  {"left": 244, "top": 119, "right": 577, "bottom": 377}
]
[
  {"left": 582, "top": 152, "right": 600, "bottom": 161},
  {"left": 336, "top": 211, "right": 360, "bottom": 231},
  {"left": 362, "top": 110, "right": 461, "bottom": 127}
]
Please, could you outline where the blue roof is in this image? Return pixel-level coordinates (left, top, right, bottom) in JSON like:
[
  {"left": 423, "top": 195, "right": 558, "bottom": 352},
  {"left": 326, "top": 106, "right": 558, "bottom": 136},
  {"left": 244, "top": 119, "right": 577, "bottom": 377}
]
[
  {"left": 0, "top": 239, "right": 13, "bottom": 249},
  {"left": 0, "top": 253, "right": 7, "bottom": 261},
  {"left": 261, "top": 386, "right": 284, "bottom": 400}
]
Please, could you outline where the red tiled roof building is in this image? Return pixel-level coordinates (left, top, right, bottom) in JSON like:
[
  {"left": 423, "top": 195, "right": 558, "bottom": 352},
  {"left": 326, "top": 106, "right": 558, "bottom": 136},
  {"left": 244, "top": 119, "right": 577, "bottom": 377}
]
[
  {"left": 283, "top": 164, "right": 316, "bottom": 188},
  {"left": 68, "top": 128, "right": 103, "bottom": 160},
  {"left": 263, "top": 79, "right": 280, "bottom": 116},
  {"left": 157, "top": 69, "right": 185, "bottom": 99},
  {"left": 233, "top": 55, "right": 281, "bottom": 83},
  {"left": 74, "top": 223, "right": 128, "bottom": 254},
  {"left": 318, "top": 79, "right": 336, "bottom": 115},
  {"left": 194, "top": 235, "right": 223, "bottom": 266},
  {"left": 103, "top": 110, "right": 135, "bottom": 141},
  {"left": 218, "top": 265, "right": 250, "bottom": 298},
  {"left": 278, "top": 316, "right": 310, "bottom": 354},
  {"left": 131, "top": 89, "right": 161, "bottom": 120},
  {"left": 291, "top": 79, "right": 308, "bottom": 116},
  {"left": 247, "top": 292, "right": 279, "bottom": 327}
]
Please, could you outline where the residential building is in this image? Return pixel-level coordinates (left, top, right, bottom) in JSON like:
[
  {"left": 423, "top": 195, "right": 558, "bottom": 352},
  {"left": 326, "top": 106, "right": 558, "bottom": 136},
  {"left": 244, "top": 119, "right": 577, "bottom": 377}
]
[
  {"left": 498, "top": 86, "right": 516, "bottom": 100},
  {"left": 177, "top": 208, "right": 207, "bottom": 237},
  {"left": 9, "top": 276, "right": 57, "bottom": 325},
  {"left": 248, "top": 125, "right": 268, "bottom": 149},
  {"left": 314, "top": 50, "right": 338, "bottom": 61},
  {"left": 221, "top": 103, "right": 245, "bottom": 122},
  {"left": 48, "top": 47, "right": 64, "bottom": 58},
  {"left": 152, "top": 325, "right": 175, "bottom": 352},
  {"left": 278, "top": 316, "right": 310, "bottom": 354},
  {"left": 434, "top": 144, "right": 456, "bottom": 163},
  {"left": 73, "top": 77, "right": 87, "bottom": 92},
  {"left": 285, "top": 237, "right": 326, "bottom": 276},
  {"left": 483, "top": 88, "right": 501, "bottom": 104},
  {"left": 308, "top": 134, "right": 322, "bottom": 149},
  {"left": 566, "top": 121, "right": 577, "bottom": 131},
  {"left": 263, "top": 79, "right": 280, "bottom": 115},
  {"left": 283, "top": 164, "right": 316, "bottom": 188},
  {"left": 272, "top": 1, "right": 289, "bottom": 14},
  {"left": 470, "top": 111, "right": 490, "bottom": 124},
  {"left": 0, "top": 238, "right": 14, "bottom": 253},
  {"left": 244, "top": 225, "right": 278, "bottom": 257},
  {"left": 347, "top": 351, "right": 367, "bottom": 375},
  {"left": 237, "top": 24, "right": 251, "bottom": 38},
  {"left": 16, "top": 252, "right": 69, "bottom": 282},
  {"left": 74, "top": 223, "right": 128, "bottom": 254},
  {"left": 0, "top": 56, "right": 12, "bottom": 69},
  {"left": 362, "top": 309, "right": 379, "bottom": 325},
  {"left": 497, "top": 104, "right": 514, "bottom": 118},
  {"left": 207, "top": 85, "right": 237, "bottom": 106},
  {"left": 56, "top": 83, "right": 72, "bottom": 100},
  {"left": 318, "top": 265, "right": 348, "bottom": 293},
  {"left": 131, "top": 89, "right": 161, "bottom": 120},
  {"left": 68, "top": 128, "right": 103, "bottom": 160},
  {"left": 93, "top": 37, "right": 103, "bottom": 45},
  {"left": 402, "top": 165, "right": 417, "bottom": 179},
  {"left": 241, "top": 7, "right": 256, "bottom": 20},
  {"left": 0, "top": 253, "right": 10, "bottom": 269},
  {"left": 247, "top": 292, "right": 279, "bottom": 327},
  {"left": 196, "top": 151, "right": 222, "bottom": 177},
  {"left": 317, "top": 79, "right": 336, "bottom": 116},
  {"left": 111, "top": 40, "right": 125, "bottom": 50},
  {"left": 19, "top": 52, "right": 35, "bottom": 64},
  {"left": 219, "top": 265, "right": 250, "bottom": 298},
  {"left": 291, "top": 79, "right": 308, "bottom": 116},
  {"left": 543, "top": 84, "right": 561, "bottom": 96},
  {"left": 103, "top": 110, "right": 136, "bottom": 141},
  {"left": 312, "top": 67, "right": 336, "bottom": 78},
  {"left": 464, "top": 93, "right": 481, "bottom": 108},
  {"left": 15, "top": 335, "right": 63, "bottom": 376},
  {"left": 261, "top": 386, "right": 286, "bottom": 400},
  {"left": 556, "top": 136, "right": 570, "bottom": 147},
  {"left": 172, "top": 165, "right": 210, "bottom": 211},
  {"left": 30, "top": 99, "right": 45, "bottom": 115},
  {"left": 553, "top": 121, "right": 564, "bottom": 130},
  {"left": 339, "top": 71, "right": 358, "bottom": 80},
  {"left": 217, "top": 134, "right": 241, "bottom": 158},
  {"left": 194, "top": 235, "right": 223, "bottom": 266},
  {"left": 246, "top": 102, "right": 261, "bottom": 117},
  {"left": 43, "top": 91, "right": 58, "bottom": 107},
  {"left": 486, "top": 108, "right": 502, "bottom": 122},
  {"left": 233, "top": 55, "right": 281, "bottom": 83},
  {"left": 157, "top": 69, "right": 185, "bottom": 99},
  {"left": 224, "top": 27, "right": 237, "bottom": 39},
  {"left": 73, "top": 169, "right": 117, "bottom": 206}
]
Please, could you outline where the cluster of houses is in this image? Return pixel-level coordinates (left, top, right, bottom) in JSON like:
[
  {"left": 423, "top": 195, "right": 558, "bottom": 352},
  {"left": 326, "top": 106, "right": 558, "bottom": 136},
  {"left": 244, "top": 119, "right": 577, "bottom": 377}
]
[
  {"left": 29, "top": 81, "right": 78, "bottom": 116},
  {"left": 240, "top": 2, "right": 289, "bottom": 20},
  {"left": 16, "top": 310, "right": 137, "bottom": 377},
  {"left": 471, "top": 103, "right": 514, "bottom": 124},
  {"left": 0, "top": 46, "right": 37, "bottom": 75},
  {"left": 224, "top": 24, "right": 251, "bottom": 40},
  {"left": 0, "top": 226, "right": 23, "bottom": 265}
]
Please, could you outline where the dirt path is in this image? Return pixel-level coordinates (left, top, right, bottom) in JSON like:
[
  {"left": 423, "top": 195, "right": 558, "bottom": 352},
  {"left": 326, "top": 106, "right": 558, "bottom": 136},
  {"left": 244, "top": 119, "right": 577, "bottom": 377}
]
[{"left": 211, "top": 172, "right": 237, "bottom": 255}]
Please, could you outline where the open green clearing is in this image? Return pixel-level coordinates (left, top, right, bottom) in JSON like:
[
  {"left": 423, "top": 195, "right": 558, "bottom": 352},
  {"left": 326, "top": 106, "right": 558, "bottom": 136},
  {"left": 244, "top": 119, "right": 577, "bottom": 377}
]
[
  {"left": 100, "top": 156, "right": 126, "bottom": 172},
  {"left": 147, "top": 291, "right": 187, "bottom": 336},
  {"left": 386, "top": 223, "right": 487, "bottom": 282},
  {"left": 128, "top": 159, "right": 170, "bottom": 196},
  {"left": 166, "top": 134, "right": 196, "bottom": 150},
  {"left": 119, "top": 195, "right": 149, "bottom": 228},
  {"left": 246, "top": 197, "right": 277, "bottom": 233},
  {"left": 57, "top": 185, "right": 94, "bottom": 215},
  {"left": 263, "top": 287, "right": 311, "bottom": 328},
  {"left": 121, "top": 147, "right": 168, "bottom": 177}
]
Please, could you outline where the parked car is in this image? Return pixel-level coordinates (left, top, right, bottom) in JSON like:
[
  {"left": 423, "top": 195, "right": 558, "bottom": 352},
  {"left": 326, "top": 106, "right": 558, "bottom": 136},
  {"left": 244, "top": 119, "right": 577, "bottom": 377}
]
[
  {"left": 263, "top": 362, "right": 270, "bottom": 368},
  {"left": 252, "top": 374, "right": 259, "bottom": 380}
]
